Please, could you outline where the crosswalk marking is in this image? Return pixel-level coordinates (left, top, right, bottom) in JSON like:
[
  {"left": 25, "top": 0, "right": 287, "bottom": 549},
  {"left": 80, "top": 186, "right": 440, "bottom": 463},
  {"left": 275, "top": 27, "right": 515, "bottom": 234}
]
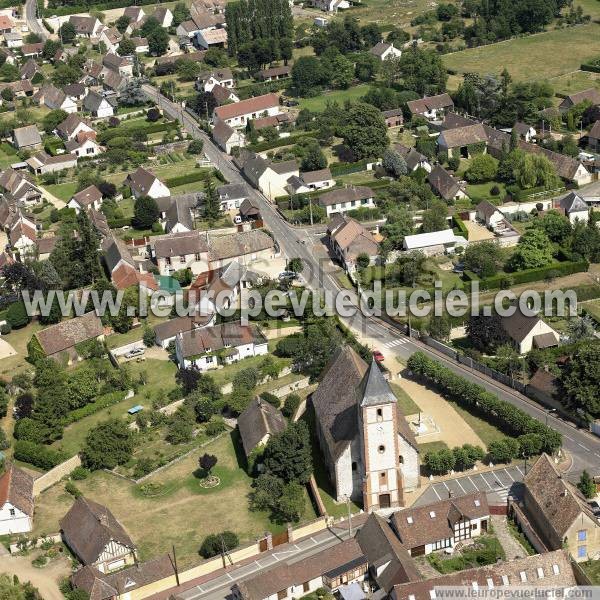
[
  {"left": 384, "top": 338, "right": 408, "bottom": 348},
  {"left": 495, "top": 488, "right": 509, "bottom": 501}
]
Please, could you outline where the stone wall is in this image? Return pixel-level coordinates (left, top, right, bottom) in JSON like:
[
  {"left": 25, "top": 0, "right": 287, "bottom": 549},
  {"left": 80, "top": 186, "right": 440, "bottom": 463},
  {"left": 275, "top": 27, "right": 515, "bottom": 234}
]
[{"left": 32, "top": 455, "right": 82, "bottom": 497}]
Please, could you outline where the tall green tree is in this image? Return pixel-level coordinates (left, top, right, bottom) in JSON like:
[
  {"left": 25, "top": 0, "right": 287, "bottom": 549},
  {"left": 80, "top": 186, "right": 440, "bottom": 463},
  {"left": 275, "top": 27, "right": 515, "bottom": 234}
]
[
  {"left": 263, "top": 421, "right": 312, "bottom": 483},
  {"left": 81, "top": 418, "right": 135, "bottom": 470},
  {"left": 203, "top": 173, "right": 221, "bottom": 224},
  {"left": 342, "top": 102, "right": 388, "bottom": 160}
]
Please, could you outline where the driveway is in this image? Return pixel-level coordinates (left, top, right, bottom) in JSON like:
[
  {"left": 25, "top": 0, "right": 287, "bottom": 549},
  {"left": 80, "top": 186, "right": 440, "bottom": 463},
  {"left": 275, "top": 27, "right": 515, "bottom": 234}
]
[{"left": 0, "top": 554, "right": 71, "bottom": 600}]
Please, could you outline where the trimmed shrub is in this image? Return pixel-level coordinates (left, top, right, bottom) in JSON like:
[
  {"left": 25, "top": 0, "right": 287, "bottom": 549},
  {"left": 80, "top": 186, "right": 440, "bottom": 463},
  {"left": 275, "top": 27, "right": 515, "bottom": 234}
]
[
  {"left": 65, "top": 391, "right": 126, "bottom": 424},
  {"left": 163, "top": 171, "right": 207, "bottom": 188},
  {"left": 14, "top": 441, "right": 66, "bottom": 470},
  {"left": 282, "top": 393, "right": 302, "bottom": 418}
]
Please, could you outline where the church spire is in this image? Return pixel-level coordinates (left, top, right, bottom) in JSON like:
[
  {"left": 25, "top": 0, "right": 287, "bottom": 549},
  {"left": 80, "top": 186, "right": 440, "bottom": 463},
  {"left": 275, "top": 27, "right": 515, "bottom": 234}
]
[{"left": 359, "top": 359, "right": 397, "bottom": 407}]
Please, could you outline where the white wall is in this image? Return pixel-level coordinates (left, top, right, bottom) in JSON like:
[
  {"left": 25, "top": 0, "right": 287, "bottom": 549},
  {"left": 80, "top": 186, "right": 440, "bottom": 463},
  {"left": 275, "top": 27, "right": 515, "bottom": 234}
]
[{"left": 0, "top": 503, "right": 32, "bottom": 535}]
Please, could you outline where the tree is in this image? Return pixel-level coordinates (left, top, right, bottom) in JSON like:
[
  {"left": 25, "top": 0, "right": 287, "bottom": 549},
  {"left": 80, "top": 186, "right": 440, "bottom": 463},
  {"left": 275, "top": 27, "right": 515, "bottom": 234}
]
[
  {"left": 59, "top": 21, "right": 76, "bottom": 43},
  {"left": 487, "top": 439, "right": 517, "bottom": 464},
  {"left": 115, "top": 15, "right": 131, "bottom": 33},
  {"left": 172, "top": 3, "right": 189, "bottom": 25},
  {"left": 380, "top": 205, "right": 413, "bottom": 250},
  {"left": 188, "top": 393, "right": 217, "bottom": 423},
  {"left": 463, "top": 240, "right": 503, "bottom": 277},
  {"left": 199, "top": 531, "right": 239, "bottom": 558},
  {"left": 203, "top": 173, "right": 221, "bottom": 224},
  {"left": 467, "top": 314, "right": 509, "bottom": 353},
  {"left": 382, "top": 148, "right": 408, "bottom": 177},
  {"left": 81, "top": 419, "right": 134, "bottom": 470},
  {"left": 42, "top": 109, "right": 68, "bottom": 135},
  {"left": 42, "top": 39, "right": 61, "bottom": 60},
  {"left": 577, "top": 470, "right": 596, "bottom": 499},
  {"left": 263, "top": 421, "right": 312, "bottom": 483},
  {"left": 356, "top": 253, "right": 370, "bottom": 270},
  {"left": 561, "top": 342, "right": 600, "bottom": 417},
  {"left": 199, "top": 453, "right": 218, "bottom": 476},
  {"left": 398, "top": 47, "right": 447, "bottom": 95},
  {"left": 0, "top": 87, "right": 13, "bottom": 102},
  {"left": 465, "top": 154, "right": 498, "bottom": 183},
  {"left": 321, "top": 48, "right": 354, "bottom": 89},
  {"left": 421, "top": 200, "right": 448, "bottom": 233},
  {"left": 342, "top": 102, "right": 389, "bottom": 161},
  {"left": 424, "top": 448, "right": 455, "bottom": 475},
  {"left": 117, "top": 37, "right": 136, "bottom": 56},
  {"left": 6, "top": 301, "right": 30, "bottom": 329},
  {"left": 533, "top": 210, "right": 572, "bottom": 245},
  {"left": 566, "top": 316, "right": 595, "bottom": 343},
  {"left": 166, "top": 407, "right": 194, "bottom": 444},
  {"left": 428, "top": 314, "right": 451, "bottom": 341},
  {"left": 514, "top": 153, "right": 558, "bottom": 189},
  {"left": 143, "top": 327, "right": 156, "bottom": 347},
  {"left": 188, "top": 139, "right": 204, "bottom": 154},
  {"left": 291, "top": 56, "right": 325, "bottom": 96},
  {"left": 176, "top": 58, "right": 202, "bottom": 81},
  {"left": 120, "top": 80, "right": 147, "bottom": 106},
  {"left": 508, "top": 228, "right": 554, "bottom": 271},
  {"left": 300, "top": 142, "right": 327, "bottom": 171},
  {"left": 68, "top": 367, "right": 99, "bottom": 408},
  {"left": 250, "top": 473, "right": 284, "bottom": 511},
  {"left": 288, "top": 258, "right": 304, "bottom": 273},
  {"left": 132, "top": 195, "right": 159, "bottom": 229},
  {"left": 148, "top": 27, "right": 169, "bottom": 56},
  {"left": 277, "top": 482, "right": 305, "bottom": 522},
  {"left": 354, "top": 52, "right": 380, "bottom": 82}
]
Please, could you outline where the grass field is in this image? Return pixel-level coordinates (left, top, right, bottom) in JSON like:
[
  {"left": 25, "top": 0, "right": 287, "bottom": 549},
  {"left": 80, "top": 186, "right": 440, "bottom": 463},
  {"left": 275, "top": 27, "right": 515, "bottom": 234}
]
[
  {"left": 390, "top": 383, "right": 421, "bottom": 416},
  {"left": 44, "top": 182, "right": 78, "bottom": 202},
  {"left": 443, "top": 23, "right": 600, "bottom": 81},
  {"left": 582, "top": 560, "right": 600, "bottom": 584},
  {"left": 548, "top": 70, "right": 600, "bottom": 98},
  {"left": 451, "top": 404, "right": 507, "bottom": 447},
  {"left": 298, "top": 84, "right": 373, "bottom": 112},
  {"left": 0, "top": 322, "right": 43, "bottom": 380}
]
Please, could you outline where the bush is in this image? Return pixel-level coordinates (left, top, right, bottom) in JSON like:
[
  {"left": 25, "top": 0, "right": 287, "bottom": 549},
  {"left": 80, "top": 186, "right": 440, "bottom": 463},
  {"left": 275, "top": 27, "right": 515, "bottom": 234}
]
[
  {"left": 65, "top": 481, "right": 82, "bottom": 498},
  {"left": 163, "top": 171, "right": 207, "bottom": 188},
  {"left": 14, "top": 441, "right": 66, "bottom": 470},
  {"left": 70, "top": 466, "right": 90, "bottom": 480},
  {"left": 282, "top": 393, "right": 302, "bottom": 418},
  {"left": 6, "top": 301, "right": 30, "bottom": 329},
  {"left": 199, "top": 531, "right": 239, "bottom": 558},
  {"left": 490, "top": 185, "right": 501, "bottom": 196},
  {"left": 206, "top": 418, "right": 226, "bottom": 436},
  {"left": 188, "top": 139, "right": 204, "bottom": 154},
  {"left": 260, "top": 392, "right": 279, "bottom": 407},
  {"left": 65, "top": 391, "right": 125, "bottom": 424},
  {"left": 146, "top": 107, "right": 161, "bottom": 122},
  {"left": 447, "top": 156, "right": 460, "bottom": 171}
]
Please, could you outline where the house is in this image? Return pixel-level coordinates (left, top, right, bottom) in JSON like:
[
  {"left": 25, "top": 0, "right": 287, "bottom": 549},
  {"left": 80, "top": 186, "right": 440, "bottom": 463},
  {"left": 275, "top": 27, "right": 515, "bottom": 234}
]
[
  {"left": 382, "top": 108, "right": 404, "bottom": 128},
  {"left": 369, "top": 41, "right": 402, "bottom": 62},
  {"left": 175, "top": 321, "right": 268, "bottom": 370},
  {"left": 31, "top": 312, "right": 105, "bottom": 363},
  {"left": 0, "top": 464, "right": 34, "bottom": 535},
  {"left": 69, "top": 15, "right": 103, "bottom": 38},
  {"left": 102, "top": 53, "right": 133, "bottom": 77},
  {"left": 102, "top": 235, "right": 141, "bottom": 289},
  {"left": 9, "top": 217, "right": 37, "bottom": 254},
  {"left": 210, "top": 83, "right": 239, "bottom": 105},
  {"left": 328, "top": 215, "right": 380, "bottom": 273},
  {"left": 154, "top": 231, "right": 210, "bottom": 276},
  {"left": 191, "top": 0, "right": 227, "bottom": 15},
  {"left": 205, "top": 259, "right": 261, "bottom": 312},
  {"left": 355, "top": 513, "right": 421, "bottom": 593},
  {"left": 559, "top": 88, "right": 600, "bottom": 113},
  {"left": 153, "top": 6, "right": 174, "bottom": 27},
  {"left": 19, "top": 58, "right": 42, "bottom": 81},
  {"left": 153, "top": 314, "right": 215, "bottom": 348},
  {"left": 212, "top": 119, "right": 246, "bottom": 153},
  {"left": 125, "top": 166, "right": 170, "bottom": 199},
  {"left": 393, "top": 144, "right": 431, "bottom": 173},
  {"left": 3, "top": 32, "right": 22, "bottom": 48},
  {"left": 213, "top": 93, "right": 280, "bottom": 128},
  {"left": 83, "top": 90, "right": 115, "bottom": 118},
  {"left": 521, "top": 454, "right": 600, "bottom": 561},
  {"left": 0, "top": 15, "right": 14, "bottom": 34},
  {"left": 12, "top": 125, "right": 41, "bottom": 151},
  {"left": 123, "top": 6, "right": 145, "bottom": 23},
  {"left": 240, "top": 152, "right": 298, "bottom": 200},
  {"left": 407, "top": 93, "right": 454, "bottom": 121},
  {"left": 195, "top": 24, "right": 227, "bottom": 49},
  {"left": 201, "top": 68, "right": 234, "bottom": 92},
  {"left": 556, "top": 191, "right": 589, "bottom": 224},
  {"left": 35, "top": 84, "right": 77, "bottom": 113},
  {"left": 588, "top": 120, "right": 600, "bottom": 152},
  {"left": 68, "top": 185, "right": 103, "bottom": 214},
  {"left": 232, "top": 538, "right": 367, "bottom": 600},
  {"left": 164, "top": 193, "right": 199, "bottom": 233},
  {"left": 0, "top": 79, "right": 34, "bottom": 98},
  {"left": 36, "top": 236, "right": 57, "bottom": 261},
  {"left": 64, "top": 83, "right": 88, "bottom": 102},
  {"left": 57, "top": 114, "right": 95, "bottom": 142},
  {"left": 217, "top": 183, "right": 249, "bottom": 210},
  {"left": 60, "top": 497, "right": 137, "bottom": 573},
  {"left": 238, "top": 197, "right": 261, "bottom": 221},
  {"left": 311, "top": 0, "right": 351, "bottom": 12},
  {"left": 237, "top": 397, "right": 286, "bottom": 458},
  {"left": 287, "top": 168, "right": 334, "bottom": 195},
  {"left": 21, "top": 43, "right": 43, "bottom": 58},
  {"left": 256, "top": 65, "right": 291, "bottom": 82},
  {"left": 208, "top": 229, "right": 275, "bottom": 271},
  {"left": 392, "top": 550, "right": 578, "bottom": 600},
  {"left": 251, "top": 112, "right": 295, "bottom": 132},
  {"left": 176, "top": 19, "right": 200, "bottom": 38},
  {"left": 65, "top": 134, "right": 102, "bottom": 158},
  {"left": 437, "top": 123, "right": 488, "bottom": 158},
  {"left": 312, "top": 346, "right": 419, "bottom": 511},
  {"left": 26, "top": 152, "right": 77, "bottom": 175},
  {"left": 90, "top": 208, "right": 110, "bottom": 239},
  {"left": 476, "top": 200, "right": 504, "bottom": 228},
  {"left": 99, "top": 28, "right": 122, "bottom": 53},
  {"left": 427, "top": 165, "right": 468, "bottom": 202},
  {"left": 513, "top": 121, "right": 536, "bottom": 142},
  {"left": 403, "top": 229, "right": 467, "bottom": 256},
  {"left": 130, "top": 36, "right": 149, "bottom": 53},
  {"left": 0, "top": 168, "right": 42, "bottom": 204},
  {"left": 318, "top": 185, "right": 375, "bottom": 217},
  {"left": 390, "top": 492, "right": 489, "bottom": 556},
  {"left": 500, "top": 311, "right": 559, "bottom": 354}
]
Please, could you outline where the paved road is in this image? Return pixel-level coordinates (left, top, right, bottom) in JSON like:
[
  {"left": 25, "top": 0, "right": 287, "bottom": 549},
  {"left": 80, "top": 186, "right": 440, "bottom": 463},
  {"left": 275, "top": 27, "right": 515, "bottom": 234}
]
[
  {"left": 142, "top": 84, "right": 600, "bottom": 478},
  {"left": 24, "top": 0, "right": 48, "bottom": 40}
]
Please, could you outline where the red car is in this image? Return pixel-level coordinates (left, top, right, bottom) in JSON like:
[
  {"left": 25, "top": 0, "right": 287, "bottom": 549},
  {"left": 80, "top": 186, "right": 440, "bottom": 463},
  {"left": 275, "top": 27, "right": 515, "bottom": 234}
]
[{"left": 372, "top": 350, "right": 385, "bottom": 363}]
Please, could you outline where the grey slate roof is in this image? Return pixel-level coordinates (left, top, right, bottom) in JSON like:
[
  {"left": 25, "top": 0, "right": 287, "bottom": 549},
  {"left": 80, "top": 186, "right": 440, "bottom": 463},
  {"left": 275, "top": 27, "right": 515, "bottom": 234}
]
[
  {"left": 359, "top": 359, "right": 397, "bottom": 407},
  {"left": 13, "top": 125, "right": 41, "bottom": 148},
  {"left": 558, "top": 191, "right": 588, "bottom": 214},
  {"left": 218, "top": 183, "right": 248, "bottom": 202},
  {"left": 427, "top": 165, "right": 461, "bottom": 201}
]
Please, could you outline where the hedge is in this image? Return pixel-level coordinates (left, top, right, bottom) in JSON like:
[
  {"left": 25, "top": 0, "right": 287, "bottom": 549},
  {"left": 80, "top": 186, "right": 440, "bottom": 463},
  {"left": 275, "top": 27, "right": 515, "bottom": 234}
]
[
  {"left": 581, "top": 63, "right": 600, "bottom": 73},
  {"left": 505, "top": 184, "right": 566, "bottom": 202},
  {"left": 463, "top": 260, "right": 589, "bottom": 291},
  {"left": 43, "top": 0, "right": 170, "bottom": 16},
  {"left": 65, "top": 391, "right": 126, "bottom": 425},
  {"left": 98, "top": 121, "right": 177, "bottom": 144},
  {"left": 407, "top": 352, "right": 562, "bottom": 453},
  {"left": 330, "top": 160, "right": 369, "bottom": 176},
  {"left": 42, "top": 18, "right": 54, "bottom": 33},
  {"left": 107, "top": 217, "right": 132, "bottom": 229},
  {"left": 247, "top": 132, "right": 313, "bottom": 153},
  {"left": 14, "top": 440, "right": 67, "bottom": 470},
  {"left": 164, "top": 170, "right": 207, "bottom": 188},
  {"left": 453, "top": 215, "right": 469, "bottom": 240}
]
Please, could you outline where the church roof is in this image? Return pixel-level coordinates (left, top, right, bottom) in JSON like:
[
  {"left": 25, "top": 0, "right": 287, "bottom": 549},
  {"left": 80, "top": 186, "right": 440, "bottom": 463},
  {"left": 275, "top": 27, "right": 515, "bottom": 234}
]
[{"left": 360, "top": 359, "right": 397, "bottom": 407}]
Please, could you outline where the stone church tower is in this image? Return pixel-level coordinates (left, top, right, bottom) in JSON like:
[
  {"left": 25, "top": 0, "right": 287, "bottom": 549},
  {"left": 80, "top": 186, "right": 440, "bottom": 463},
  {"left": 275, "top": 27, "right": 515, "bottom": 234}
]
[{"left": 358, "top": 360, "right": 403, "bottom": 511}]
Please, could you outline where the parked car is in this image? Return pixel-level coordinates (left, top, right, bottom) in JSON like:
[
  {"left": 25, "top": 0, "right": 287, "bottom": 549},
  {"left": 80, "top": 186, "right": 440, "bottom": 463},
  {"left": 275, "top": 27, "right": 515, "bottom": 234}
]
[
  {"left": 278, "top": 271, "right": 297, "bottom": 280},
  {"left": 372, "top": 350, "right": 385, "bottom": 363},
  {"left": 124, "top": 347, "right": 145, "bottom": 359}
]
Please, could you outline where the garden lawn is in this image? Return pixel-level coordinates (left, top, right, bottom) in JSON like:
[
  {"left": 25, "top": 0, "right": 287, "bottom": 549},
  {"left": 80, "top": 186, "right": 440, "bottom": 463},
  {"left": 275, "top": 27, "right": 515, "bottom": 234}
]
[
  {"left": 44, "top": 182, "right": 78, "bottom": 202},
  {"left": 427, "top": 535, "right": 505, "bottom": 573},
  {"left": 297, "top": 84, "right": 373, "bottom": 112},
  {"left": 390, "top": 383, "right": 421, "bottom": 416},
  {"left": 582, "top": 299, "right": 600, "bottom": 323},
  {"left": 443, "top": 23, "right": 600, "bottom": 81},
  {"left": 418, "top": 441, "right": 449, "bottom": 455},
  {"left": 105, "top": 315, "right": 167, "bottom": 349},
  {"left": 0, "top": 322, "right": 44, "bottom": 379},
  {"left": 466, "top": 181, "right": 507, "bottom": 203},
  {"left": 0, "top": 142, "right": 18, "bottom": 169},
  {"left": 36, "top": 432, "right": 313, "bottom": 568},
  {"left": 207, "top": 349, "right": 292, "bottom": 388},
  {"left": 451, "top": 404, "right": 508, "bottom": 447},
  {"left": 582, "top": 560, "right": 600, "bottom": 584}
]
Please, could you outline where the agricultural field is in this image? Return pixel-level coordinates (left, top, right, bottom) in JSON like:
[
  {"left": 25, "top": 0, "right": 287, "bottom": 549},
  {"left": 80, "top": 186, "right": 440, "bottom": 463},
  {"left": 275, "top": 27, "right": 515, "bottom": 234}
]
[{"left": 548, "top": 70, "right": 600, "bottom": 99}]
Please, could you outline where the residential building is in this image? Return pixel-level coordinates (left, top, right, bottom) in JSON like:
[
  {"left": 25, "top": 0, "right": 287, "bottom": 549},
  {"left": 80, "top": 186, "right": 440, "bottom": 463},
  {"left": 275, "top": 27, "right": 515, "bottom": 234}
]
[
  {"left": 392, "top": 550, "right": 578, "bottom": 600},
  {"left": 256, "top": 65, "right": 291, "bottom": 81},
  {"left": 328, "top": 215, "right": 380, "bottom": 273},
  {"left": 239, "top": 152, "right": 299, "bottom": 200},
  {"left": 3, "top": 32, "right": 22, "bottom": 48},
  {"left": 403, "top": 229, "right": 467, "bottom": 256},
  {"left": 175, "top": 321, "right": 268, "bottom": 370},
  {"left": 390, "top": 492, "right": 490, "bottom": 556},
  {"left": 237, "top": 397, "right": 286, "bottom": 458},
  {"left": 195, "top": 23, "right": 227, "bottom": 49},
  {"left": 513, "top": 121, "right": 536, "bottom": 142},
  {"left": 556, "top": 191, "right": 589, "bottom": 224},
  {"left": 154, "top": 231, "right": 210, "bottom": 276},
  {"left": 19, "top": 58, "right": 42, "bottom": 81},
  {"left": 102, "top": 52, "right": 133, "bottom": 77},
  {"left": 83, "top": 90, "right": 115, "bottom": 118},
  {"left": 31, "top": 312, "right": 105, "bottom": 363},
  {"left": 0, "top": 15, "right": 14, "bottom": 33},
  {"left": 68, "top": 15, "right": 103, "bottom": 38},
  {"left": 125, "top": 166, "right": 170, "bottom": 199},
  {"left": 65, "top": 134, "right": 102, "bottom": 158},
  {"left": 64, "top": 83, "right": 88, "bottom": 103},
  {"left": 382, "top": 108, "right": 404, "bottom": 128},
  {"left": 176, "top": 19, "right": 200, "bottom": 38},
  {"left": 218, "top": 183, "right": 249, "bottom": 210},
  {"left": 68, "top": 185, "right": 103, "bottom": 214},
  {"left": 213, "top": 93, "right": 280, "bottom": 128},
  {"left": 153, "top": 6, "right": 173, "bottom": 27},
  {"left": 370, "top": 41, "right": 402, "bottom": 61},
  {"left": 60, "top": 497, "right": 137, "bottom": 573},
  {"left": 318, "top": 185, "right": 375, "bottom": 217},
  {"left": 20, "top": 42, "right": 43, "bottom": 57},
  {"left": 9, "top": 217, "right": 37, "bottom": 254},
  {"left": 588, "top": 120, "right": 600, "bottom": 152},
  {"left": 12, "top": 125, "right": 41, "bottom": 150},
  {"left": 212, "top": 119, "right": 246, "bottom": 153},
  {"left": 130, "top": 36, "right": 149, "bottom": 53},
  {"left": 153, "top": 314, "right": 215, "bottom": 348},
  {"left": 35, "top": 84, "right": 77, "bottom": 113},
  {"left": 407, "top": 93, "right": 454, "bottom": 121},
  {"left": 239, "top": 197, "right": 261, "bottom": 221},
  {"left": 312, "top": 346, "right": 420, "bottom": 510},
  {"left": 232, "top": 538, "right": 367, "bottom": 600},
  {"left": 208, "top": 229, "right": 275, "bottom": 270},
  {"left": 99, "top": 28, "right": 122, "bottom": 53},
  {"left": 102, "top": 235, "right": 141, "bottom": 290},
  {"left": 427, "top": 165, "right": 468, "bottom": 202},
  {"left": 287, "top": 168, "right": 334, "bottom": 195},
  {"left": 210, "top": 83, "right": 239, "bottom": 105},
  {"left": 311, "top": 0, "right": 351, "bottom": 11},
  {"left": 123, "top": 6, "right": 145, "bottom": 22},
  {"left": 56, "top": 114, "right": 95, "bottom": 141},
  {"left": 476, "top": 200, "right": 505, "bottom": 228},
  {"left": 0, "top": 168, "right": 42, "bottom": 204},
  {"left": 0, "top": 464, "right": 34, "bottom": 535},
  {"left": 201, "top": 68, "right": 234, "bottom": 92},
  {"left": 164, "top": 194, "right": 199, "bottom": 233},
  {"left": 558, "top": 88, "right": 600, "bottom": 112},
  {"left": 26, "top": 152, "right": 77, "bottom": 175},
  {"left": 500, "top": 311, "right": 560, "bottom": 354},
  {"left": 437, "top": 124, "right": 488, "bottom": 158},
  {"left": 394, "top": 144, "right": 431, "bottom": 173},
  {"left": 36, "top": 235, "right": 57, "bottom": 260}
]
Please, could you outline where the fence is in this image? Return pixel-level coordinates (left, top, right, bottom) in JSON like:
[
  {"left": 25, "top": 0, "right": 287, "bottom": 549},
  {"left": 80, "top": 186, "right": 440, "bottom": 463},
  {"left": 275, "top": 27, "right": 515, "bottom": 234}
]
[{"left": 32, "top": 455, "right": 81, "bottom": 496}]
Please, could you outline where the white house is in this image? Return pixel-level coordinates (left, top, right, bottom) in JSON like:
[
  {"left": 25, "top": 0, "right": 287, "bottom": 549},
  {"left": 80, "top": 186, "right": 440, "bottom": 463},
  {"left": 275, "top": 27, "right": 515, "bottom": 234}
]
[
  {"left": 407, "top": 93, "right": 454, "bottom": 122},
  {"left": 287, "top": 168, "right": 334, "bottom": 195},
  {"left": 37, "top": 84, "right": 77, "bottom": 114},
  {"left": 403, "top": 229, "right": 468, "bottom": 256},
  {"left": 99, "top": 27, "right": 122, "bottom": 53},
  {"left": 556, "top": 191, "right": 589, "bottom": 224},
  {"left": 68, "top": 185, "right": 103, "bottom": 213},
  {"left": 501, "top": 311, "right": 560, "bottom": 354},
  {"left": 311, "top": 0, "right": 350, "bottom": 11},
  {"left": 391, "top": 492, "right": 490, "bottom": 556},
  {"left": 154, "top": 231, "right": 210, "bottom": 276},
  {"left": 65, "top": 136, "right": 102, "bottom": 158},
  {"left": 370, "top": 41, "right": 402, "bottom": 62},
  {"left": 56, "top": 114, "right": 95, "bottom": 141},
  {"left": 26, "top": 151, "right": 78, "bottom": 175},
  {"left": 240, "top": 153, "right": 298, "bottom": 200},
  {"left": 217, "top": 183, "right": 249, "bottom": 210},
  {"left": 9, "top": 218, "right": 37, "bottom": 254},
  {"left": 201, "top": 68, "right": 234, "bottom": 92},
  {"left": 175, "top": 321, "right": 268, "bottom": 371},
  {"left": 83, "top": 90, "right": 114, "bottom": 118},
  {"left": 476, "top": 200, "right": 505, "bottom": 228},
  {"left": 212, "top": 120, "right": 246, "bottom": 154},
  {"left": 125, "top": 166, "right": 170, "bottom": 199},
  {"left": 0, "top": 465, "right": 34, "bottom": 535},
  {"left": 318, "top": 185, "right": 375, "bottom": 217},
  {"left": 213, "top": 93, "right": 280, "bottom": 128},
  {"left": 153, "top": 6, "right": 173, "bottom": 27}
]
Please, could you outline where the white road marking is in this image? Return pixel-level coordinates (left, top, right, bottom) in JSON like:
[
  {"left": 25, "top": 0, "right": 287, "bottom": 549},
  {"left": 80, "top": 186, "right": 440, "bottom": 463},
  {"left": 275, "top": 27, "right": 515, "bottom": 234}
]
[
  {"left": 503, "top": 468, "right": 515, "bottom": 482},
  {"left": 455, "top": 478, "right": 467, "bottom": 494},
  {"left": 432, "top": 485, "right": 443, "bottom": 500}
]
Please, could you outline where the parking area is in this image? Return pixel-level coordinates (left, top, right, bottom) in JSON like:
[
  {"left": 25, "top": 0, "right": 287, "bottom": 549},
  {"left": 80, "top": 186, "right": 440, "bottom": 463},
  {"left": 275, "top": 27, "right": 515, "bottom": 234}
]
[{"left": 414, "top": 464, "right": 527, "bottom": 506}]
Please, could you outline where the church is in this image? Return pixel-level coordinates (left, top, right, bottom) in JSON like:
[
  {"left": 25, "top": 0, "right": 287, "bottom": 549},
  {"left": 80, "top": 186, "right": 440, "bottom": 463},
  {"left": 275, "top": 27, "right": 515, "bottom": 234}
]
[{"left": 311, "top": 345, "right": 420, "bottom": 512}]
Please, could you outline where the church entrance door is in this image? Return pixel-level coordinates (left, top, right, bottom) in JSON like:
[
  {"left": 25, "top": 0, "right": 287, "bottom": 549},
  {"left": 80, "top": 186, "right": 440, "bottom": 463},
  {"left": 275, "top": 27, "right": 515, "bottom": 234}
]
[{"left": 379, "top": 493, "right": 391, "bottom": 508}]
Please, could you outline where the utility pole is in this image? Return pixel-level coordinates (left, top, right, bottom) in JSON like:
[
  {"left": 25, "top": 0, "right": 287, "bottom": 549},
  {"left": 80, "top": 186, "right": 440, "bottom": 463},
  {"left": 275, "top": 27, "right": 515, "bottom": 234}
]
[
  {"left": 171, "top": 545, "right": 180, "bottom": 587},
  {"left": 308, "top": 194, "right": 313, "bottom": 226}
]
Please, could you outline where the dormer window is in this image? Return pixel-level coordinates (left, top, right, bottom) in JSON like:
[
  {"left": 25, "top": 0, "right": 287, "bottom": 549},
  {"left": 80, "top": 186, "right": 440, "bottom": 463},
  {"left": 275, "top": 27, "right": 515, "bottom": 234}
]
[
  {"left": 406, "top": 516, "right": 413, "bottom": 524},
  {"left": 552, "top": 565, "right": 560, "bottom": 575},
  {"left": 429, "top": 511, "right": 436, "bottom": 518},
  {"left": 474, "top": 499, "right": 481, "bottom": 507}
]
